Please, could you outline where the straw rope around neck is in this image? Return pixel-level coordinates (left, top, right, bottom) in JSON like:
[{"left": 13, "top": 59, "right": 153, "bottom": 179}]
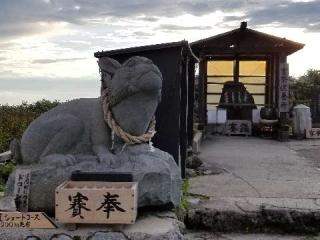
[{"left": 101, "top": 88, "right": 156, "bottom": 145}]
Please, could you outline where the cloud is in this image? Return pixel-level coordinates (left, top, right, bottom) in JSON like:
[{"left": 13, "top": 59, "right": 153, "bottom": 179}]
[
  {"left": 1, "top": 0, "right": 319, "bottom": 41},
  {"left": 223, "top": 0, "right": 320, "bottom": 31},
  {"left": 136, "top": 16, "right": 159, "bottom": 22},
  {"left": 158, "top": 24, "right": 212, "bottom": 31},
  {"left": 32, "top": 57, "right": 86, "bottom": 64},
  {"left": 0, "top": 76, "right": 100, "bottom": 104},
  {"left": 307, "top": 23, "right": 320, "bottom": 31},
  {"left": 177, "top": 0, "right": 246, "bottom": 16},
  {"left": 132, "top": 31, "right": 155, "bottom": 37},
  {"left": 0, "top": 76, "right": 98, "bottom": 91}
]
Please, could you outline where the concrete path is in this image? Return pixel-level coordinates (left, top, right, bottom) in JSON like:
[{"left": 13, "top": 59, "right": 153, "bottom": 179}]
[{"left": 187, "top": 135, "right": 320, "bottom": 233}]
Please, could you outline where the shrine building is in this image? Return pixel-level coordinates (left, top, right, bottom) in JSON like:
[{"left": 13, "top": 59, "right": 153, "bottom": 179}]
[
  {"left": 191, "top": 22, "right": 304, "bottom": 130},
  {"left": 95, "top": 22, "right": 304, "bottom": 178}
]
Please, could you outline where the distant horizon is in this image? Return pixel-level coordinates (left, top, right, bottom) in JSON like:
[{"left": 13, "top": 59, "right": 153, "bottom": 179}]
[{"left": 1, "top": 0, "right": 319, "bottom": 105}]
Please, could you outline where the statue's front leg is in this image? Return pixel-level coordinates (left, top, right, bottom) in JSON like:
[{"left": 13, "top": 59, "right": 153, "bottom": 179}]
[
  {"left": 92, "top": 144, "right": 121, "bottom": 168},
  {"left": 39, "top": 153, "right": 78, "bottom": 167}
]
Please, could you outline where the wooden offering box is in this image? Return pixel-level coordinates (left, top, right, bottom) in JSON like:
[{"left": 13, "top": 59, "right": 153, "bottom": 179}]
[
  {"left": 225, "top": 120, "right": 252, "bottom": 136},
  {"left": 55, "top": 181, "right": 137, "bottom": 224},
  {"left": 306, "top": 128, "right": 320, "bottom": 139}
]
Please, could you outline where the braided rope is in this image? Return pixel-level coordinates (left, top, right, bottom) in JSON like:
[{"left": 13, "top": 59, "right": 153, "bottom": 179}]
[{"left": 101, "top": 88, "right": 156, "bottom": 145}]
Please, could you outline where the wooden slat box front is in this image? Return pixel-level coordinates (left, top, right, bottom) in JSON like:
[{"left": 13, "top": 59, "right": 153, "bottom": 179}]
[
  {"left": 306, "top": 128, "right": 320, "bottom": 139},
  {"left": 55, "top": 181, "right": 137, "bottom": 224},
  {"left": 225, "top": 120, "right": 252, "bottom": 136}
]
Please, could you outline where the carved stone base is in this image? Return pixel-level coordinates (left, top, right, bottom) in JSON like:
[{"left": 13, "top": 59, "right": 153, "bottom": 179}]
[{"left": 5, "top": 144, "right": 181, "bottom": 214}]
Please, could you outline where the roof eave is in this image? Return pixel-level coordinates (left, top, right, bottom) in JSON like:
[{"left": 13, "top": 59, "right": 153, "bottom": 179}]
[
  {"left": 94, "top": 40, "right": 188, "bottom": 58},
  {"left": 190, "top": 27, "right": 305, "bottom": 55}
]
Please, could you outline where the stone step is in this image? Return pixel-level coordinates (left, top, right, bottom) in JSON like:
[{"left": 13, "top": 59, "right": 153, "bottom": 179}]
[
  {"left": 184, "top": 230, "right": 320, "bottom": 240},
  {"left": 0, "top": 211, "right": 185, "bottom": 240},
  {"left": 184, "top": 196, "right": 320, "bottom": 234}
]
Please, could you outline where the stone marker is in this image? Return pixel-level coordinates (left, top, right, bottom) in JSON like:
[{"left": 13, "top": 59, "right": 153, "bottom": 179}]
[
  {"left": 13, "top": 169, "right": 31, "bottom": 212},
  {"left": 292, "top": 104, "right": 312, "bottom": 138}
]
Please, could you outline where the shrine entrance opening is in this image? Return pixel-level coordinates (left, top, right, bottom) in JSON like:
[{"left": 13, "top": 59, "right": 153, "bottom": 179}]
[{"left": 207, "top": 59, "right": 268, "bottom": 110}]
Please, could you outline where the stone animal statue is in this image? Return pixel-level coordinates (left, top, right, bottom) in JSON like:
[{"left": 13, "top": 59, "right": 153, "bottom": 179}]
[
  {"left": 4, "top": 56, "right": 181, "bottom": 213},
  {"left": 19, "top": 56, "right": 161, "bottom": 167}
]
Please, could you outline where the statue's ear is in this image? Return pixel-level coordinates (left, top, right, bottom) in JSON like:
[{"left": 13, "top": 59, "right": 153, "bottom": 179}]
[{"left": 98, "top": 57, "right": 121, "bottom": 77}]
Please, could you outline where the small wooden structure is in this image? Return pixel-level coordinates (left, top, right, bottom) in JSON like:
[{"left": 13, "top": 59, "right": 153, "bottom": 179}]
[
  {"left": 95, "top": 41, "right": 198, "bottom": 178},
  {"left": 191, "top": 22, "right": 304, "bottom": 129},
  {"left": 55, "top": 181, "right": 138, "bottom": 224}
]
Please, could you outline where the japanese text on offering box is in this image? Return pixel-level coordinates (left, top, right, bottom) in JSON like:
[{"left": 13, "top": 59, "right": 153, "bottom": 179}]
[
  {"left": 55, "top": 181, "right": 137, "bottom": 224},
  {"left": 0, "top": 212, "right": 56, "bottom": 229}
]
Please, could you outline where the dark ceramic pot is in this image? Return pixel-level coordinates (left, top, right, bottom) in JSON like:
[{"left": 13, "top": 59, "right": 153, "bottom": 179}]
[{"left": 260, "top": 107, "right": 277, "bottom": 120}]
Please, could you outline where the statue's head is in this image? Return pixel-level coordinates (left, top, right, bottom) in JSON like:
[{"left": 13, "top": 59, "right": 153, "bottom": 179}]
[
  {"left": 98, "top": 56, "right": 162, "bottom": 106},
  {"left": 98, "top": 56, "right": 163, "bottom": 136}
]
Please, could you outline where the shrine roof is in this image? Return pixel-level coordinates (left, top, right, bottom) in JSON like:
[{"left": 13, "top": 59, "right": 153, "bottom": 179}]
[{"left": 191, "top": 22, "right": 304, "bottom": 56}]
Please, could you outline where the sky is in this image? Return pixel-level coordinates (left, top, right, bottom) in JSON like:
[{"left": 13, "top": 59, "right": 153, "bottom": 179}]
[{"left": 0, "top": 0, "right": 319, "bottom": 105}]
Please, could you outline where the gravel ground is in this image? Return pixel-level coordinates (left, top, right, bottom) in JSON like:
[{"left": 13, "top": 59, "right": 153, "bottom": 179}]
[{"left": 296, "top": 147, "right": 320, "bottom": 167}]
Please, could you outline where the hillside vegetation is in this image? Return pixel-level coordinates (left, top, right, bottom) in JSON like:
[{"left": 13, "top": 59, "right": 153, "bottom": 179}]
[{"left": 0, "top": 99, "right": 59, "bottom": 153}]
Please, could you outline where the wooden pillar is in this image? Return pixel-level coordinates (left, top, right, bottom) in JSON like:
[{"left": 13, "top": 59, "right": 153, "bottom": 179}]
[
  {"left": 272, "top": 54, "right": 278, "bottom": 108},
  {"left": 266, "top": 55, "right": 271, "bottom": 107},
  {"left": 187, "top": 60, "right": 195, "bottom": 148},
  {"left": 234, "top": 58, "right": 239, "bottom": 83},
  {"left": 179, "top": 53, "right": 188, "bottom": 179},
  {"left": 198, "top": 55, "right": 207, "bottom": 129},
  {"left": 278, "top": 53, "right": 289, "bottom": 125}
]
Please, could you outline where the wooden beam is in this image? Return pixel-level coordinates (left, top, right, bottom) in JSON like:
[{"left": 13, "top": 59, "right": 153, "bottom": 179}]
[
  {"left": 198, "top": 56, "right": 207, "bottom": 129},
  {"left": 187, "top": 60, "right": 195, "bottom": 148},
  {"left": 198, "top": 47, "right": 296, "bottom": 55},
  {"left": 179, "top": 52, "right": 188, "bottom": 179}
]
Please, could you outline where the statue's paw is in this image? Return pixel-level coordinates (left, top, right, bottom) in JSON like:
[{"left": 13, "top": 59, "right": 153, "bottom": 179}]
[
  {"left": 98, "top": 153, "right": 121, "bottom": 169},
  {"left": 110, "top": 154, "right": 122, "bottom": 169},
  {"left": 98, "top": 154, "right": 111, "bottom": 167},
  {"left": 40, "top": 154, "right": 77, "bottom": 167},
  {"left": 60, "top": 154, "right": 78, "bottom": 166}
]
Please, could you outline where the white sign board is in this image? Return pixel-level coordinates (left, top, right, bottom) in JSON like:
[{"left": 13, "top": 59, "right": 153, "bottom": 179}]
[
  {"left": 0, "top": 212, "right": 56, "bottom": 229},
  {"left": 207, "top": 108, "right": 227, "bottom": 124}
]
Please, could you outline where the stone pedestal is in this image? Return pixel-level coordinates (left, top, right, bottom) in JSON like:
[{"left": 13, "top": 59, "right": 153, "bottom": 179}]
[
  {"left": 0, "top": 211, "right": 185, "bottom": 240},
  {"left": 5, "top": 144, "right": 181, "bottom": 214}
]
